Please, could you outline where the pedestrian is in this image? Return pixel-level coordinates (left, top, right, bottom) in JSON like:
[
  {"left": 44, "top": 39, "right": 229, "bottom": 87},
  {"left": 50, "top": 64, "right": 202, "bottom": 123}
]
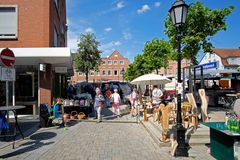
[
  {"left": 152, "top": 85, "right": 163, "bottom": 122},
  {"left": 130, "top": 88, "right": 138, "bottom": 117},
  {"left": 105, "top": 85, "right": 112, "bottom": 108},
  {"left": 111, "top": 88, "right": 121, "bottom": 117},
  {"left": 94, "top": 87, "right": 105, "bottom": 123},
  {"left": 144, "top": 85, "right": 151, "bottom": 97}
]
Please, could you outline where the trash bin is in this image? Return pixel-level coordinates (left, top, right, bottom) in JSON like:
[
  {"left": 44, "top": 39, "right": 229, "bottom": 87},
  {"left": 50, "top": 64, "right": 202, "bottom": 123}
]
[{"left": 39, "top": 103, "right": 50, "bottom": 127}]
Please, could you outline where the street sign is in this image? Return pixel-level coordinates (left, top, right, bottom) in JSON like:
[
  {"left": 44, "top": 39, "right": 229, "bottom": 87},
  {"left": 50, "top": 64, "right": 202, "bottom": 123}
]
[
  {"left": 0, "top": 48, "right": 15, "bottom": 67},
  {"left": 1, "top": 67, "right": 16, "bottom": 81}
]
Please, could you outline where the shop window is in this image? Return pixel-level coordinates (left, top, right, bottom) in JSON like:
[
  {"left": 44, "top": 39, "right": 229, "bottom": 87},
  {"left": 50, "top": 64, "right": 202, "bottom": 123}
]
[{"left": 16, "top": 73, "right": 34, "bottom": 97}]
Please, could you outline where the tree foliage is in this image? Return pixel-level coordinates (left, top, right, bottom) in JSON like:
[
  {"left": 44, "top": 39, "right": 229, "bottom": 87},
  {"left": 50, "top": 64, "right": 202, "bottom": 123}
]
[
  {"left": 125, "top": 54, "right": 147, "bottom": 81},
  {"left": 125, "top": 39, "right": 174, "bottom": 81},
  {"left": 164, "top": 1, "right": 234, "bottom": 65},
  {"left": 74, "top": 33, "right": 102, "bottom": 82},
  {"left": 142, "top": 39, "right": 175, "bottom": 74}
]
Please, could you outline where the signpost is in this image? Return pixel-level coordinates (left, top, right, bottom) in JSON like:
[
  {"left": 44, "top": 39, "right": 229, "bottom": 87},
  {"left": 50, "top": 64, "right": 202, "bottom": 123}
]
[{"left": 0, "top": 48, "right": 16, "bottom": 121}]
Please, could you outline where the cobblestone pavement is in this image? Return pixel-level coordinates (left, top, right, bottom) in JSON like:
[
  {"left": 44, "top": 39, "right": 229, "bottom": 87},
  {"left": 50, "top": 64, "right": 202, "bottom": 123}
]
[{"left": 0, "top": 120, "right": 215, "bottom": 160}]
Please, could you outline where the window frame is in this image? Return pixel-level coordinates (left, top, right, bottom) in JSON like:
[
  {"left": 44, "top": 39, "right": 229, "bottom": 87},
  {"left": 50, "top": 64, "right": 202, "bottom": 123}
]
[
  {"left": 120, "top": 60, "right": 124, "bottom": 65},
  {"left": 108, "top": 70, "right": 112, "bottom": 76},
  {"left": 102, "top": 70, "right": 106, "bottom": 76},
  {"left": 114, "top": 70, "right": 118, "bottom": 76},
  {"left": 0, "top": 5, "right": 18, "bottom": 39}
]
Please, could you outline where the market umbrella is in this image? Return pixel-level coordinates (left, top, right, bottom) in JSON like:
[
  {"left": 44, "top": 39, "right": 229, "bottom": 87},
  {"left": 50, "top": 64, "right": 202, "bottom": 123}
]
[{"left": 131, "top": 73, "right": 171, "bottom": 85}]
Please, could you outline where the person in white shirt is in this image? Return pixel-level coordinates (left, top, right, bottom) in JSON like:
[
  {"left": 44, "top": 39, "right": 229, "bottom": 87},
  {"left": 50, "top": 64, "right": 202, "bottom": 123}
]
[
  {"left": 111, "top": 88, "right": 121, "bottom": 117},
  {"left": 152, "top": 85, "right": 163, "bottom": 121}
]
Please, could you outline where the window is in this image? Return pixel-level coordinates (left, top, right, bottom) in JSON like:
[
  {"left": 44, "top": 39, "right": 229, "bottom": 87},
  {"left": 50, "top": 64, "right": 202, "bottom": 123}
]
[
  {"left": 102, "top": 70, "right": 106, "bottom": 76},
  {"left": 78, "top": 72, "right": 83, "bottom": 76},
  {"left": 90, "top": 71, "right": 94, "bottom": 76},
  {"left": 102, "top": 61, "right": 106, "bottom": 65},
  {"left": 0, "top": 5, "right": 18, "bottom": 39},
  {"left": 108, "top": 70, "right": 111, "bottom": 76},
  {"left": 120, "top": 69, "right": 124, "bottom": 75},
  {"left": 108, "top": 60, "right": 112, "bottom": 65},
  {"left": 96, "top": 71, "right": 100, "bottom": 76},
  {"left": 114, "top": 70, "right": 118, "bottom": 76},
  {"left": 120, "top": 61, "right": 124, "bottom": 65},
  {"left": 113, "top": 60, "right": 118, "bottom": 65}
]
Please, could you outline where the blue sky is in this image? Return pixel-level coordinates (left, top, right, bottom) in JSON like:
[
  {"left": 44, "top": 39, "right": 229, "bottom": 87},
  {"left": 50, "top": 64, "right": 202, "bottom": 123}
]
[{"left": 67, "top": 0, "right": 240, "bottom": 62}]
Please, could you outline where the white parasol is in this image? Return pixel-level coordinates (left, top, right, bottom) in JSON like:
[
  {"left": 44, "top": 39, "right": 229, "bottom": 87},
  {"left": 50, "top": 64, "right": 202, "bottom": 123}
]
[{"left": 131, "top": 73, "right": 171, "bottom": 85}]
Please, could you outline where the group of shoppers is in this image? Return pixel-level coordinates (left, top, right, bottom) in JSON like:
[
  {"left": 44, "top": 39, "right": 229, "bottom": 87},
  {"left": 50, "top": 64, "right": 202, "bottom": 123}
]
[{"left": 94, "top": 86, "right": 121, "bottom": 123}]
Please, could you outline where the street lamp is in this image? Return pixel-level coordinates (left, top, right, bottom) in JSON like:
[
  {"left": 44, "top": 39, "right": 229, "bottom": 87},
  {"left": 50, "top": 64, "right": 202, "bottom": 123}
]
[
  {"left": 169, "top": 0, "right": 189, "bottom": 157},
  {"left": 121, "top": 68, "right": 125, "bottom": 82}
]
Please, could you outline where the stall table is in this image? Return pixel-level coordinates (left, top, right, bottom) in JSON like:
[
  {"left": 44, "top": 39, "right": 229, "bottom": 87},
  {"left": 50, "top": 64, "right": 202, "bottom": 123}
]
[
  {"left": 0, "top": 106, "right": 25, "bottom": 149},
  {"left": 204, "top": 122, "right": 240, "bottom": 160}
]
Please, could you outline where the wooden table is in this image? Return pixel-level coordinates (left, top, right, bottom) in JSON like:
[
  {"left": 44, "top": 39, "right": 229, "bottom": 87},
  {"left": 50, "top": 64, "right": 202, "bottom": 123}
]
[{"left": 0, "top": 105, "right": 25, "bottom": 148}]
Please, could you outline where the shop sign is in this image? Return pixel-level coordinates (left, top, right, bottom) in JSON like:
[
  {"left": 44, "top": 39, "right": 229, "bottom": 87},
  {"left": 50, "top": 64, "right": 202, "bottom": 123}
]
[
  {"left": 55, "top": 67, "right": 67, "bottom": 73},
  {"left": 194, "top": 61, "right": 218, "bottom": 71}
]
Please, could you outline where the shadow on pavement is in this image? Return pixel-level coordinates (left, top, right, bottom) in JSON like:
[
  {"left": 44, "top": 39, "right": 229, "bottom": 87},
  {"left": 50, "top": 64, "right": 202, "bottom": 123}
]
[{"left": 0, "top": 132, "right": 56, "bottom": 159}]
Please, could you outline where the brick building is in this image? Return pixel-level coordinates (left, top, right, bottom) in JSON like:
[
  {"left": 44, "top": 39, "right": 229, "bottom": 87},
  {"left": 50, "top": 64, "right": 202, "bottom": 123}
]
[
  {"left": 0, "top": 0, "right": 72, "bottom": 115},
  {"left": 71, "top": 50, "right": 130, "bottom": 83}
]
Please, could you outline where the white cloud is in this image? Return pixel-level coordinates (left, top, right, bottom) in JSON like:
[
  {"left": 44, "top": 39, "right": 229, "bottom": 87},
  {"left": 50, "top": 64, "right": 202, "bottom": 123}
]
[
  {"left": 123, "top": 32, "right": 132, "bottom": 40},
  {"left": 84, "top": 27, "right": 94, "bottom": 33},
  {"left": 67, "top": 30, "right": 79, "bottom": 53},
  {"left": 137, "top": 4, "right": 150, "bottom": 14},
  {"left": 104, "top": 27, "right": 112, "bottom": 32},
  {"left": 100, "top": 41, "right": 122, "bottom": 53},
  {"left": 155, "top": 2, "right": 161, "bottom": 7},
  {"left": 116, "top": 1, "right": 124, "bottom": 9}
]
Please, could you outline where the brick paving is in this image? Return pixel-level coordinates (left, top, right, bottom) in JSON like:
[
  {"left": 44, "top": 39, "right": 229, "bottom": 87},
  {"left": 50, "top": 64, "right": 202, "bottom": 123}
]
[{"left": 0, "top": 106, "right": 226, "bottom": 160}]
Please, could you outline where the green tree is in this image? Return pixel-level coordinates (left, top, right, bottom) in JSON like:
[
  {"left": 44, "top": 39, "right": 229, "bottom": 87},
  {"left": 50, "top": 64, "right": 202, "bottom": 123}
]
[
  {"left": 164, "top": 1, "right": 234, "bottom": 65},
  {"left": 142, "top": 39, "right": 175, "bottom": 74},
  {"left": 74, "top": 33, "right": 102, "bottom": 82},
  {"left": 125, "top": 54, "right": 148, "bottom": 81}
]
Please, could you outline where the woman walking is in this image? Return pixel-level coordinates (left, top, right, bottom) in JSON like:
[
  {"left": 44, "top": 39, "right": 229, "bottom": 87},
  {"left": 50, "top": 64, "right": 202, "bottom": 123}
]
[
  {"left": 111, "top": 88, "right": 121, "bottom": 117},
  {"left": 130, "top": 88, "right": 138, "bottom": 117},
  {"left": 94, "top": 88, "right": 105, "bottom": 123}
]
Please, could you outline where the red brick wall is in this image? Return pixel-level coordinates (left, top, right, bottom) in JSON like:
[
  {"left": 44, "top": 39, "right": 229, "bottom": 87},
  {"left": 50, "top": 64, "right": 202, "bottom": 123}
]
[
  {"left": 0, "top": 0, "right": 67, "bottom": 48},
  {"left": 0, "top": 0, "right": 50, "bottom": 47},
  {"left": 40, "top": 64, "right": 52, "bottom": 106}
]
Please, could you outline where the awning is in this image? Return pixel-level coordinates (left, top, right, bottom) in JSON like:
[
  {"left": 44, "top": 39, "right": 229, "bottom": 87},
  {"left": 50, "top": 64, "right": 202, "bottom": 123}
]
[
  {"left": 186, "top": 69, "right": 239, "bottom": 80},
  {"left": 0, "top": 47, "right": 73, "bottom": 75}
]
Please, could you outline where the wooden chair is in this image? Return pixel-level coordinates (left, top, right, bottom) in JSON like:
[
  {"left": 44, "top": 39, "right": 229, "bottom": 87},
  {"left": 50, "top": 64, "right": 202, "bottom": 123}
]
[
  {"left": 186, "top": 93, "right": 198, "bottom": 130},
  {"left": 198, "top": 89, "right": 210, "bottom": 122}
]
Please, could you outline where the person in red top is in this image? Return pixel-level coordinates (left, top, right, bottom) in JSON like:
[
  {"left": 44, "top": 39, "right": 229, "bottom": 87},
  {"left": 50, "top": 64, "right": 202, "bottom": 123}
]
[{"left": 105, "top": 86, "right": 112, "bottom": 108}]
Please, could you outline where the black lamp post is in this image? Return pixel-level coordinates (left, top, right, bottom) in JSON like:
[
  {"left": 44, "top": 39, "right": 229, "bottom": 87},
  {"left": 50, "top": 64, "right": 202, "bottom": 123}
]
[
  {"left": 121, "top": 68, "right": 125, "bottom": 82},
  {"left": 169, "top": 0, "right": 189, "bottom": 157}
]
